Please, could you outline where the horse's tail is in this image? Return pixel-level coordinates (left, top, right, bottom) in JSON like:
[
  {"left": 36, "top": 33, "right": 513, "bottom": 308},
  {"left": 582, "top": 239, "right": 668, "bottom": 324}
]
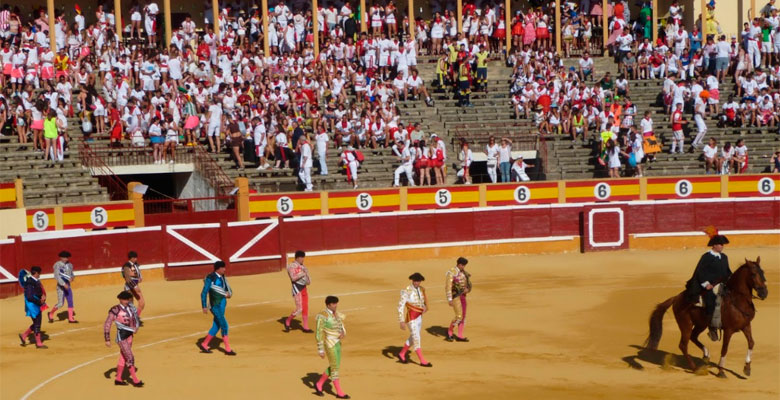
[{"left": 644, "top": 295, "right": 676, "bottom": 351}]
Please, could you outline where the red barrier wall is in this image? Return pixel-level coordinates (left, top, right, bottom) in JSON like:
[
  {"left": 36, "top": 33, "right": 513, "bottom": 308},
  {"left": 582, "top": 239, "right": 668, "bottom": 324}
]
[{"left": 1, "top": 197, "right": 778, "bottom": 298}]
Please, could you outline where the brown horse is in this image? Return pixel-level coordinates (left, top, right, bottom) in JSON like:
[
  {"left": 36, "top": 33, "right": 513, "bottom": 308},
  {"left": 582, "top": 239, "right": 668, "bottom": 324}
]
[{"left": 644, "top": 257, "right": 768, "bottom": 378}]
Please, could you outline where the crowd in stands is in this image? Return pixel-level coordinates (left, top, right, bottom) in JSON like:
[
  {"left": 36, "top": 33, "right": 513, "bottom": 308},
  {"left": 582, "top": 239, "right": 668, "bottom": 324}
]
[
  {"left": 506, "top": 0, "right": 780, "bottom": 179},
  {"left": 0, "top": 1, "right": 777, "bottom": 192}
]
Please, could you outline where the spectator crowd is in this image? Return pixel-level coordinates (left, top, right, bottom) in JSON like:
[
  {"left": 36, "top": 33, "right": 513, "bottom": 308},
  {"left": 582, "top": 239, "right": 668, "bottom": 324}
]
[{"left": 0, "top": 0, "right": 777, "bottom": 193}]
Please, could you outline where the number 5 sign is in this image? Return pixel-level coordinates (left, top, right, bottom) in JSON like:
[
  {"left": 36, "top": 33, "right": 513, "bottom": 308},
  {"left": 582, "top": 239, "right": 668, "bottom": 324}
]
[
  {"left": 61, "top": 203, "right": 135, "bottom": 230},
  {"left": 355, "top": 193, "right": 373, "bottom": 211},
  {"left": 26, "top": 208, "right": 56, "bottom": 232}
]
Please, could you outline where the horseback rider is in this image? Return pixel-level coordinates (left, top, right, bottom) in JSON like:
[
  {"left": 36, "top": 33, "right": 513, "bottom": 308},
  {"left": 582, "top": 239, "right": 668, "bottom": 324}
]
[{"left": 686, "top": 233, "right": 731, "bottom": 341}]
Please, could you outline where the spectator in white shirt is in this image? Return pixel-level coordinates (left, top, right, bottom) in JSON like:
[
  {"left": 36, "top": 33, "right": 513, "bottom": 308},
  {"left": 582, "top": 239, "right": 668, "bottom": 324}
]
[
  {"left": 511, "top": 156, "right": 534, "bottom": 182},
  {"left": 457, "top": 141, "right": 473, "bottom": 184},
  {"left": 315, "top": 128, "right": 329, "bottom": 175},
  {"left": 298, "top": 136, "right": 314, "bottom": 191},
  {"left": 702, "top": 138, "right": 721, "bottom": 174},
  {"left": 393, "top": 141, "right": 415, "bottom": 187}
]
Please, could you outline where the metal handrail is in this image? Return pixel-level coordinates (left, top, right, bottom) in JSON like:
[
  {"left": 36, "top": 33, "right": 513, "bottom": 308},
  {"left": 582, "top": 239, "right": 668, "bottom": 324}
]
[
  {"left": 78, "top": 141, "right": 128, "bottom": 200},
  {"left": 143, "top": 195, "right": 236, "bottom": 215},
  {"left": 193, "top": 145, "right": 235, "bottom": 196}
]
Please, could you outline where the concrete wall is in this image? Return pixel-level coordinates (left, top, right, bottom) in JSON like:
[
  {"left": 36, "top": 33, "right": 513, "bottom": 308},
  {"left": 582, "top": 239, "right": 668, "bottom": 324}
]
[
  {"left": 176, "top": 171, "right": 223, "bottom": 212},
  {"left": 0, "top": 208, "right": 27, "bottom": 239}
]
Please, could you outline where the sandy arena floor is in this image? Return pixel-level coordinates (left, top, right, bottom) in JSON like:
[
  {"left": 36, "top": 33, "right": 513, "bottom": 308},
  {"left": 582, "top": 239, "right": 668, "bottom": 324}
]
[{"left": 0, "top": 247, "right": 778, "bottom": 400}]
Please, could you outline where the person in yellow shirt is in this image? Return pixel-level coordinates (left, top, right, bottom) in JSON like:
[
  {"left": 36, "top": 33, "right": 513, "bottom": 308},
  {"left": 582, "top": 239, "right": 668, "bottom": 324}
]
[
  {"left": 476, "top": 45, "right": 489, "bottom": 92},
  {"left": 435, "top": 54, "right": 448, "bottom": 88},
  {"left": 447, "top": 41, "right": 459, "bottom": 83},
  {"left": 43, "top": 110, "right": 58, "bottom": 166},
  {"left": 458, "top": 56, "right": 473, "bottom": 107}
]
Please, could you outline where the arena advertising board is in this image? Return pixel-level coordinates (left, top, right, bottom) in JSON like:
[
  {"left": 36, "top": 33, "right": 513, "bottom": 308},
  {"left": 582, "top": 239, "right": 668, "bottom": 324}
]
[
  {"left": 406, "top": 186, "right": 480, "bottom": 210},
  {"left": 727, "top": 175, "right": 779, "bottom": 197},
  {"left": 61, "top": 203, "right": 135, "bottom": 229},
  {"left": 485, "top": 182, "right": 559, "bottom": 206},
  {"left": 26, "top": 208, "right": 56, "bottom": 232},
  {"left": 0, "top": 182, "right": 15, "bottom": 208},
  {"left": 646, "top": 176, "right": 721, "bottom": 200},
  {"left": 564, "top": 179, "right": 641, "bottom": 202},
  {"left": 249, "top": 192, "right": 321, "bottom": 218},
  {"left": 327, "top": 189, "right": 401, "bottom": 214}
]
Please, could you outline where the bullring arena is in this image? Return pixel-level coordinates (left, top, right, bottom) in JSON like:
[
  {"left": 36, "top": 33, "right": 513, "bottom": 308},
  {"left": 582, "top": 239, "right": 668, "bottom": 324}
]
[
  {"left": 1, "top": 246, "right": 779, "bottom": 399},
  {"left": 1, "top": 204, "right": 779, "bottom": 399},
  {"left": 2, "top": 0, "right": 780, "bottom": 398}
]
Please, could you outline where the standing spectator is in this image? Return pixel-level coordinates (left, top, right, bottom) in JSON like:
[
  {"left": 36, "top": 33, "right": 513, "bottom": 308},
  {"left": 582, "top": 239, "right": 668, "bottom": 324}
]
[
  {"left": 298, "top": 136, "right": 313, "bottom": 191},
  {"left": 341, "top": 147, "right": 360, "bottom": 189},
  {"left": 148, "top": 117, "right": 163, "bottom": 164},
  {"left": 315, "top": 128, "right": 329, "bottom": 176},
  {"left": 670, "top": 102, "right": 687, "bottom": 154},
  {"left": 606, "top": 138, "right": 627, "bottom": 178},
  {"left": 43, "top": 109, "right": 57, "bottom": 166},
  {"left": 457, "top": 141, "right": 472, "bottom": 184},
  {"left": 690, "top": 91, "right": 709, "bottom": 151},
  {"left": 227, "top": 114, "right": 244, "bottom": 170},
  {"left": 498, "top": 137, "right": 512, "bottom": 182},
  {"left": 206, "top": 99, "right": 223, "bottom": 154},
  {"left": 429, "top": 139, "right": 444, "bottom": 185},
  {"left": 629, "top": 130, "right": 645, "bottom": 177},
  {"left": 144, "top": 2, "right": 159, "bottom": 47},
  {"left": 485, "top": 136, "right": 499, "bottom": 183}
]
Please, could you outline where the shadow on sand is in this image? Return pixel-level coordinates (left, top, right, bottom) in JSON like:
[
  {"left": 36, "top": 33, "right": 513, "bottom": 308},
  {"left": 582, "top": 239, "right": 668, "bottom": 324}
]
[
  {"left": 301, "top": 372, "right": 334, "bottom": 396},
  {"left": 425, "top": 325, "right": 449, "bottom": 339},
  {"left": 195, "top": 336, "right": 229, "bottom": 354},
  {"left": 621, "top": 344, "right": 746, "bottom": 379}
]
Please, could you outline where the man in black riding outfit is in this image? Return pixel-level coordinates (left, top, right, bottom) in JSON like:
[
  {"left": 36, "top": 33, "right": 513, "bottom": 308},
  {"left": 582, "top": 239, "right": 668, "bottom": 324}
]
[{"left": 686, "top": 234, "right": 732, "bottom": 341}]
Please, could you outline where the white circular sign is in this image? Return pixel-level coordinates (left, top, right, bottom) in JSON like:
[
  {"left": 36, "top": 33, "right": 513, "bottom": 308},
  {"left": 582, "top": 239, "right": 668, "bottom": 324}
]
[
  {"left": 90, "top": 207, "right": 108, "bottom": 227},
  {"left": 435, "top": 189, "right": 452, "bottom": 207},
  {"left": 355, "top": 192, "right": 373, "bottom": 211},
  {"left": 593, "top": 182, "right": 611, "bottom": 201},
  {"left": 514, "top": 185, "right": 531, "bottom": 204},
  {"left": 758, "top": 177, "right": 775, "bottom": 195},
  {"left": 32, "top": 211, "right": 49, "bottom": 231},
  {"left": 675, "top": 179, "right": 693, "bottom": 198},
  {"left": 276, "top": 196, "right": 293, "bottom": 215}
]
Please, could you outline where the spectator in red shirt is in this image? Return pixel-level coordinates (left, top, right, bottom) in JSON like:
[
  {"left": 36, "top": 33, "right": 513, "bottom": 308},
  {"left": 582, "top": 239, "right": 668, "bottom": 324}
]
[{"left": 107, "top": 103, "right": 122, "bottom": 148}]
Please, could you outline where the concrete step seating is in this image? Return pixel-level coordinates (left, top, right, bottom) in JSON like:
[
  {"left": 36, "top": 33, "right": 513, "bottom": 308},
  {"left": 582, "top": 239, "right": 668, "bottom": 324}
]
[{"left": 0, "top": 134, "right": 108, "bottom": 205}]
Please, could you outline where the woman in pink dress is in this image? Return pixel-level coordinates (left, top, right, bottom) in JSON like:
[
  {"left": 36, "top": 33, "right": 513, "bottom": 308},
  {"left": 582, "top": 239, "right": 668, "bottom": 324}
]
[
  {"left": 523, "top": 13, "right": 536, "bottom": 48},
  {"left": 591, "top": 1, "right": 603, "bottom": 28}
]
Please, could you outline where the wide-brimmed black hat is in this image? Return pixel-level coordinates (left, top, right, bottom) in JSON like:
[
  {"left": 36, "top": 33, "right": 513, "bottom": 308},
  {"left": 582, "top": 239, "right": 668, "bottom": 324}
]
[
  {"left": 117, "top": 291, "right": 133, "bottom": 300},
  {"left": 59, "top": 251, "right": 71, "bottom": 258},
  {"left": 707, "top": 235, "right": 729, "bottom": 246},
  {"left": 408, "top": 272, "right": 425, "bottom": 282}
]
